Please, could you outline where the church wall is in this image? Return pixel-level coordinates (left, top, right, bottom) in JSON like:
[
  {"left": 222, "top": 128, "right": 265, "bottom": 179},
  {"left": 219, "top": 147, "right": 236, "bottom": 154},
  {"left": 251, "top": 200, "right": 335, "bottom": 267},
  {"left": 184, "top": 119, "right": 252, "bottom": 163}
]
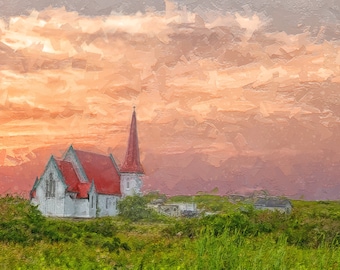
[
  {"left": 74, "top": 199, "right": 91, "bottom": 218},
  {"left": 88, "top": 186, "right": 97, "bottom": 218},
  {"left": 35, "top": 161, "right": 66, "bottom": 217},
  {"left": 120, "top": 173, "right": 143, "bottom": 197},
  {"left": 97, "top": 194, "right": 120, "bottom": 217},
  {"left": 63, "top": 193, "right": 76, "bottom": 217}
]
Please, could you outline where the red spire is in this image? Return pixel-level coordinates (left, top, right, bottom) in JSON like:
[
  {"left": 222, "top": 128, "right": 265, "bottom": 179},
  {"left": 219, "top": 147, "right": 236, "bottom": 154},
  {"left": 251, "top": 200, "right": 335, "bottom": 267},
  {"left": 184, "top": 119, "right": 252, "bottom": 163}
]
[{"left": 120, "top": 108, "right": 144, "bottom": 174}]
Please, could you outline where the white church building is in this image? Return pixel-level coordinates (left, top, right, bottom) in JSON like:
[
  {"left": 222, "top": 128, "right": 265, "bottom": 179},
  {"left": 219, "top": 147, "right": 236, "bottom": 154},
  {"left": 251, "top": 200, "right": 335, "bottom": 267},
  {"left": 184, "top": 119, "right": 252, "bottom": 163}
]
[{"left": 30, "top": 109, "right": 144, "bottom": 218}]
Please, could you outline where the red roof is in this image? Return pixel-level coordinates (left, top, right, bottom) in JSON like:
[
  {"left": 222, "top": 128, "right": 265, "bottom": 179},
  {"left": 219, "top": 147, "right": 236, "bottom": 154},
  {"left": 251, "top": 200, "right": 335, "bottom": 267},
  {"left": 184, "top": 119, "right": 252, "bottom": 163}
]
[
  {"left": 77, "top": 182, "right": 92, "bottom": 198},
  {"left": 56, "top": 160, "right": 92, "bottom": 198},
  {"left": 56, "top": 149, "right": 121, "bottom": 197},
  {"left": 120, "top": 109, "right": 144, "bottom": 174},
  {"left": 75, "top": 150, "right": 121, "bottom": 195}
]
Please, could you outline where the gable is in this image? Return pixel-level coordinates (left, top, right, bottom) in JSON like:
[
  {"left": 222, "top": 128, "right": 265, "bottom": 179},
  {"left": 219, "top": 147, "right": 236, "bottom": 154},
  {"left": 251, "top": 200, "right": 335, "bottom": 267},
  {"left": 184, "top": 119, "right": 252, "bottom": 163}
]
[
  {"left": 30, "top": 156, "right": 68, "bottom": 200},
  {"left": 75, "top": 150, "right": 121, "bottom": 195},
  {"left": 63, "top": 146, "right": 89, "bottom": 183},
  {"left": 56, "top": 160, "right": 91, "bottom": 199},
  {"left": 42, "top": 156, "right": 68, "bottom": 188}
]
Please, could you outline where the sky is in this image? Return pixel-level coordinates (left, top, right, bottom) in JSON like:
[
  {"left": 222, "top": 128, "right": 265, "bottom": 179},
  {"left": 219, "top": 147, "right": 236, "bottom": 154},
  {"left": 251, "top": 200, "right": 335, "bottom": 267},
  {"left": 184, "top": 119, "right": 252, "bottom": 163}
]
[{"left": 0, "top": 0, "right": 340, "bottom": 200}]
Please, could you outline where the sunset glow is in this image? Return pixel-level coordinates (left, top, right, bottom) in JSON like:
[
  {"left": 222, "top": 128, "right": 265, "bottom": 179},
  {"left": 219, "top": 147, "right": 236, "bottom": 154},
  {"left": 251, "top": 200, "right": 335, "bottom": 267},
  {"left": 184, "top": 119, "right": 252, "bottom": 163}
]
[{"left": 0, "top": 4, "right": 340, "bottom": 199}]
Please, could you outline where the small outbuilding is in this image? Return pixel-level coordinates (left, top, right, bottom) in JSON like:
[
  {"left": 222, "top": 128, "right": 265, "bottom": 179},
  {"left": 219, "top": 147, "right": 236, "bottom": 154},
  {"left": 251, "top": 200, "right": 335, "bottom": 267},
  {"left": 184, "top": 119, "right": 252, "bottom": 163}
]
[
  {"left": 254, "top": 197, "right": 292, "bottom": 214},
  {"left": 148, "top": 201, "right": 199, "bottom": 217}
]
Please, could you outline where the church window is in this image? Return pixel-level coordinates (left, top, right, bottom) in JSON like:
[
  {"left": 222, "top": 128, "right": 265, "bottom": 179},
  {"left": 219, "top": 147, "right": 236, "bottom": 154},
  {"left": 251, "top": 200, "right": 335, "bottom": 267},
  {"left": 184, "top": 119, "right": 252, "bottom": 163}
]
[
  {"left": 45, "top": 180, "right": 49, "bottom": 197},
  {"left": 126, "top": 180, "right": 130, "bottom": 189},
  {"left": 113, "top": 198, "right": 116, "bottom": 210},
  {"left": 46, "top": 173, "right": 56, "bottom": 198},
  {"left": 106, "top": 198, "right": 110, "bottom": 209},
  {"left": 91, "top": 195, "right": 94, "bottom": 208}
]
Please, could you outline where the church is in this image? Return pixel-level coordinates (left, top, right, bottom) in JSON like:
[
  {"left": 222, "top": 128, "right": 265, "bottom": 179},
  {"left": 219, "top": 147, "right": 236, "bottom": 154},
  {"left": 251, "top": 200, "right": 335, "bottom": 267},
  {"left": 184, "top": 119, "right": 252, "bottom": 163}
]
[{"left": 30, "top": 109, "right": 144, "bottom": 218}]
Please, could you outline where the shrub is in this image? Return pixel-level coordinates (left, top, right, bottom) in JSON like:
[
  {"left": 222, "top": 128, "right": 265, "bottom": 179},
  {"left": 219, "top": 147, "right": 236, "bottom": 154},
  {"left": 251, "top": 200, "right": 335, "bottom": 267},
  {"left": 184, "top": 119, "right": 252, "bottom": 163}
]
[
  {"left": 118, "top": 195, "right": 157, "bottom": 222},
  {"left": 83, "top": 217, "right": 117, "bottom": 237},
  {"left": 162, "top": 218, "right": 201, "bottom": 238}
]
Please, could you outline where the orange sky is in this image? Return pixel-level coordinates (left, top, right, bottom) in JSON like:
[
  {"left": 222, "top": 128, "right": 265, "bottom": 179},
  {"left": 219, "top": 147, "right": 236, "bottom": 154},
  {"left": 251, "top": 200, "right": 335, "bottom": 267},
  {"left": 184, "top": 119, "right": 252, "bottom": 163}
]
[{"left": 0, "top": 5, "right": 340, "bottom": 199}]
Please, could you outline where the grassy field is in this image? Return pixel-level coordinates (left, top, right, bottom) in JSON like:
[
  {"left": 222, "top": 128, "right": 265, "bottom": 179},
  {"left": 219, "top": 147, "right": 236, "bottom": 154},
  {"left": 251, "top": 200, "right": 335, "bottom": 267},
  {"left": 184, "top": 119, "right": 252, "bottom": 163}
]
[{"left": 0, "top": 195, "right": 340, "bottom": 269}]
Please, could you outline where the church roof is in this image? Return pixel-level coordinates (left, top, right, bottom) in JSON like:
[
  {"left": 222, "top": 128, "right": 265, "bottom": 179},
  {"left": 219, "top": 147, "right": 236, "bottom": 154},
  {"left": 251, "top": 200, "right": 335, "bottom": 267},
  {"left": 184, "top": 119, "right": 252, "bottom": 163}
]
[
  {"left": 56, "top": 159, "right": 92, "bottom": 198},
  {"left": 120, "top": 108, "right": 144, "bottom": 174},
  {"left": 56, "top": 160, "right": 79, "bottom": 192},
  {"left": 45, "top": 148, "right": 122, "bottom": 198},
  {"left": 74, "top": 150, "right": 121, "bottom": 195}
]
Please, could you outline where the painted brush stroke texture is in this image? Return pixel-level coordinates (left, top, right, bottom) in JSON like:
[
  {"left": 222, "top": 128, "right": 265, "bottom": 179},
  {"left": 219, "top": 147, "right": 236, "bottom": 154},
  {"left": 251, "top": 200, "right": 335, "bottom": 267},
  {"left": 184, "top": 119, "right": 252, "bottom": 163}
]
[{"left": 0, "top": 1, "right": 339, "bottom": 200}]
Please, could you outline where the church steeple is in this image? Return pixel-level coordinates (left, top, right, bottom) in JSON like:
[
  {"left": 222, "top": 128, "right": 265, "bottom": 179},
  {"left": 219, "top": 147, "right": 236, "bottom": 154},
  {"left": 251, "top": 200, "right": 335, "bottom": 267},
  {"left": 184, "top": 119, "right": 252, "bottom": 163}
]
[{"left": 120, "top": 107, "right": 144, "bottom": 174}]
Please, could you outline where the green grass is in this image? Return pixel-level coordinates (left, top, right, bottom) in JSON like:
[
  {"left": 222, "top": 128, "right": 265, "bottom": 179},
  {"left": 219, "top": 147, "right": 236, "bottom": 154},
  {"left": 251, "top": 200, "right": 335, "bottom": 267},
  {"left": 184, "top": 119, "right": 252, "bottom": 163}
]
[{"left": 0, "top": 195, "right": 340, "bottom": 269}]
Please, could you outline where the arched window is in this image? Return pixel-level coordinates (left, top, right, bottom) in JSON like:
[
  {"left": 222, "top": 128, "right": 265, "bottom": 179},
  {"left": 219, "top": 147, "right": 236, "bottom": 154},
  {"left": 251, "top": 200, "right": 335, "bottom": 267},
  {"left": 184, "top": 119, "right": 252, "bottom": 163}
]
[
  {"left": 126, "top": 180, "right": 130, "bottom": 189},
  {"left": 45, "top": 179, "right": 49, "bottom": 197},
  {"left": 46, "top": 173, "right": 56, "bottom": 198}
]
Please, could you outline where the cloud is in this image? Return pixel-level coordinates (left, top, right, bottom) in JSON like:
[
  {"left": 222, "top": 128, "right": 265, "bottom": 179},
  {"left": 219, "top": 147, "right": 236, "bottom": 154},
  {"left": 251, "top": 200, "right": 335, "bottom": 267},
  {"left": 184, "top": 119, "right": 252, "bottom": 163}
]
[{"left": 0, "top": 6, "right": 339, "bottom": 199}]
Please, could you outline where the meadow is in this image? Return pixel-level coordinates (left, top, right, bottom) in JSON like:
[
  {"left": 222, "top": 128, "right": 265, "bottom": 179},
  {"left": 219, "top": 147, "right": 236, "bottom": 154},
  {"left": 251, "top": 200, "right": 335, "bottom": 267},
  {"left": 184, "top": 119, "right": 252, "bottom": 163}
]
[{"left": 0, "top": 194, "right": 340, "bottom": 269}]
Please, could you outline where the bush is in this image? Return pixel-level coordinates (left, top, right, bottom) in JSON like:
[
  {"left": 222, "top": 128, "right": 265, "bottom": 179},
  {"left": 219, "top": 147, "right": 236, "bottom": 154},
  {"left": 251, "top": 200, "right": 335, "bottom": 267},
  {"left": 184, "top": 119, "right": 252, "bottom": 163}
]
[
  {"left": 83, "top": 217, "right": 117, "bottom": 237},
  {"left": 118, "top": 195, "right": 157, "bottom": 222},
  {"left": 162, "top": 218, "right": 201, "bottom": 238},
  {"left": 0, "top": 196, "right": 46, "bottom": 244}
]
